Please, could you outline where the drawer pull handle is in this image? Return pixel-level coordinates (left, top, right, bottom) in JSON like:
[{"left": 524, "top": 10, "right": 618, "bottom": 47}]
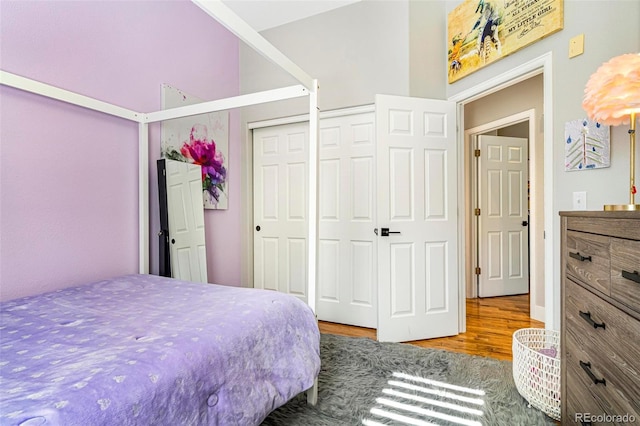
[
  {"left": 579, "top": 310, "right": 605, "bottom": 329},
  {"left": 569, "top": 251, "right": 592, "bottom": 262},
  {"left": 579, "top": 360, "right": 606, "bottom": 386},
  {"left": 621, "top": 270, "right": 640, "bottom": 284},
  {"left": 581, "top": 422, "right": 592, "bottom": 426}
]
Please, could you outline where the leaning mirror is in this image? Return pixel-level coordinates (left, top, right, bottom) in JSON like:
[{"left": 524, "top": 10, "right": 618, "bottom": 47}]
[{"left": 158, "top": 158, "right": 208, "bottom": 283}]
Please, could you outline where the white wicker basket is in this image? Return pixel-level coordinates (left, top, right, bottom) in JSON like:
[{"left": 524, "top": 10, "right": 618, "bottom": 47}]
[{"left": 512, "top": 328, "right": 561, "bottom": 421}]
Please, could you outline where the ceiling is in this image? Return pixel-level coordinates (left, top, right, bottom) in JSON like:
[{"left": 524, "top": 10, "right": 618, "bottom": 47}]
[{"left": 222, "top": 0, "right": 361, "bottom": 32}]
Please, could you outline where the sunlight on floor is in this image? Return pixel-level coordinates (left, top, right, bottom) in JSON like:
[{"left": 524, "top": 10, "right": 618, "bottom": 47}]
[
  {"left": 362, "top": 372, "right": 485, "bottom": 426},
  {"left": 381, "top": 389, "right": 484, "bottom": 416}
]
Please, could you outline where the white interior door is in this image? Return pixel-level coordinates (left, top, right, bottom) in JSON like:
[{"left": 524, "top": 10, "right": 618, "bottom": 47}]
[
  {"left": 317, "top": 112, "right": 377, "bottom": 328},
  {"left": 166, "top": 159, "right": 208, "bottom": 283},
  {"left": 253, "top": 123, "right": 309, "bottom": 302},
  {"left": 376, "top": 94, "right": 459, "bottom": 343},
  {"left": 477, "top": 135, "right": 529, "bottom": 297}
]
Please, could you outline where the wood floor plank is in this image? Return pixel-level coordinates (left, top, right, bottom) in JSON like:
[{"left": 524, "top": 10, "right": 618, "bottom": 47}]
[{"left": 318, "top": 294, "right": 543, "bottom": 362}]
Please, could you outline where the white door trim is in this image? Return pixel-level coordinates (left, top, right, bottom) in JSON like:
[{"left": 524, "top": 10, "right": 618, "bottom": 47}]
[{"left": 450, "top": 51, "right": 555, "bottom": 331}]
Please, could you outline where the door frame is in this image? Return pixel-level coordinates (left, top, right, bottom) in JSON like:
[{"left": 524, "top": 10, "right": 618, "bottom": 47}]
[
  {"left": 465, "top": 111, "right": 543, "bottom": 321},
  {"left": 450, "top": 52, "right": 554, "bottom": 332}
]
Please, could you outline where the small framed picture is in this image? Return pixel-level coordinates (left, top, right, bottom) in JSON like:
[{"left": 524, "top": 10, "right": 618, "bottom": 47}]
[{"left": 564, "top": 118, "right": 610, "bottom": 171}]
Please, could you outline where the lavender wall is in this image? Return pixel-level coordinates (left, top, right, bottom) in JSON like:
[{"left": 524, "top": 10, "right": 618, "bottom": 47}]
[{"left": 0, "top": 0, "right": 240, "bottom": 301}]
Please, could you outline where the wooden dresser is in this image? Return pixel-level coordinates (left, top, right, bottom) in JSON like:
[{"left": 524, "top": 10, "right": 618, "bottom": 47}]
[{"left": 560, "top": 211, "right": 640, "bottom": 425}]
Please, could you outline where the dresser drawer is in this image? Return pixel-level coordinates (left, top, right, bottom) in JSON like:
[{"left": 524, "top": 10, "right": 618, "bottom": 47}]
[
  {"left": 565, "top": 279, "right": 640, "bottom": 380},
  {"left": 611, "top": 238, "right": 640, "bottom": 316},
  {"left": 567, "top": 216, "right": 640, "bottom": 240},
  {"left": 566, "top": 231, "right": 611, "bottom": 295},
  {"left": 565, "top": 332, "right": 640, "bottom": 424},
  {"left": 564, "top": 280, "right": 640, "bottom": 422}
]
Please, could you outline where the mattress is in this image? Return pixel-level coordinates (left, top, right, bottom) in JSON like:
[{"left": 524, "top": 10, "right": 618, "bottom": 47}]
[{"left": 0, "top": 274, "right": 320, "bottom": 425}]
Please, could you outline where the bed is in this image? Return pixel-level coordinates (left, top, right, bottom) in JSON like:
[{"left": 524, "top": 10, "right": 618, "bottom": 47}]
[{"left": 0, "top": 274, "right": 320, "bottom": 425}]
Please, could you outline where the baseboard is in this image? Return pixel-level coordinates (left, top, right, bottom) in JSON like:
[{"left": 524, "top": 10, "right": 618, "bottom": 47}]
[{"left": 531, "top": 304, "right": 545, "bottom": 323}]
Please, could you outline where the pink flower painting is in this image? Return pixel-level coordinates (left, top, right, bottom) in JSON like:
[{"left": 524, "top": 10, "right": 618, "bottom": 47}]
[
  {"left": 179, "top": 124, "right": 227, "bottom": 205},
  {"left": 161, "top": 84, "right": 229, "bottom": 210}
]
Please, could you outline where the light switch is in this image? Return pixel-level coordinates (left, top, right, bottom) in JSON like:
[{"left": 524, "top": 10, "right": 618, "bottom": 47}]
[
  {"left": 569, "top": 34, "right": 584, "bottom": 58},
  {"left": 573, "top": 191, "right": 587, "bottom": 210}
]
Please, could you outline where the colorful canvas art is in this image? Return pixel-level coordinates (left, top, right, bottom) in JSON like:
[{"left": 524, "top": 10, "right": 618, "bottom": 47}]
[
  {"left": 161, "top": 84, "right": 229, "bottom": 209},
  {"left": 564, "top": 118, "right": 610, "bottom": 171},
  {"left": 447, "top": 0, "right": 563, "bottom": 83}
]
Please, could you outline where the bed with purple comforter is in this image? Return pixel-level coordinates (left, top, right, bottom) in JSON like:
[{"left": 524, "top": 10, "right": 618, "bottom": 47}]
[{"left": 0, "top": 274, "right": 320, "bottom": 425}]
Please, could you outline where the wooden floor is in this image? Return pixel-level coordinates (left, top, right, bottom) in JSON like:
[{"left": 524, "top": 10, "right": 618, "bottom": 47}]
[{"left": 319, "top": 294, "right": 544, "bottom": 362}]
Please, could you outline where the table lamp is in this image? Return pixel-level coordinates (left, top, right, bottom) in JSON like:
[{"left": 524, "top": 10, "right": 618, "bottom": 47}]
[{"left": 582, "top": 53, "right": 640, "bottom": 211}]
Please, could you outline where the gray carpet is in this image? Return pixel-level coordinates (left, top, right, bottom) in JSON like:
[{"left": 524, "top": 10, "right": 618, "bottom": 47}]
[{"left": 262, "top": 334, "right": 556, "bottom": 425}]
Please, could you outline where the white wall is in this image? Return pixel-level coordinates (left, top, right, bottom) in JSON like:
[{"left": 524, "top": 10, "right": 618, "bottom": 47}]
[
  {"left": 409, "top": 0, "right": 447, "bottom": 99},
  {"left": 240, "top": 0, "right": 412, "bottom": 120}
]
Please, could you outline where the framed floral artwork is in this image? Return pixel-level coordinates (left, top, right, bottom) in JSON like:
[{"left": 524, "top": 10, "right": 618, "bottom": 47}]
[
  {"left": 564, "top": 118, "right": 610, "bottom": 171},
  {"left": 161, "top": 84, "right": 229, "bottom": 209}
]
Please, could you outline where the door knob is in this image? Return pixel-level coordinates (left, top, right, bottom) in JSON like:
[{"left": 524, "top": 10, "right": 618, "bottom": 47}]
[
  {"left": 380, "top": 228, "right": 401, "bottom": 237},
  {"left": 522, "top": 221, "right": 528, "bottom": 226},
  {"left": 171, "top": 239, "right": 175, "bottom": 244},
  {"left": 256, "top": 225, "right": 261, "bottom": 231}
]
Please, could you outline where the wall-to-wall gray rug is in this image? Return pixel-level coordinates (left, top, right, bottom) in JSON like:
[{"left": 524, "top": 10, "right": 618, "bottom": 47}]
[{"left": 262, "top": 334, "right": 556, "bottom": 425}]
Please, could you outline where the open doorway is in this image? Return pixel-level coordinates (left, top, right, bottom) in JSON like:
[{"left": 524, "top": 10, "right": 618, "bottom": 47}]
[{"left": 461, "top": 74, "right": 544, "bottom": 324}]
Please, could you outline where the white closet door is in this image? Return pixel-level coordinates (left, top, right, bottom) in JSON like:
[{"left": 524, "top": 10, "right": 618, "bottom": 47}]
[
  {"left": 317, "top": 112, "right": 377, "bottom": 328},
  {"left": 253, "top": 123, "right": 309, "bottom": 302}
]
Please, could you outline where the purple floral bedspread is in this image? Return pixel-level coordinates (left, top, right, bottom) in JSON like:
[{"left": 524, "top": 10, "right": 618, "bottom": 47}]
[{"left": 0, "top": 274, "right": 320, "bottom": 425}]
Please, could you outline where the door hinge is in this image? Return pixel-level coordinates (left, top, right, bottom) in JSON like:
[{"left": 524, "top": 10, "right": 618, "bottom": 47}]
[
  {"left": 475, "top": 267, "right": 481, "bottom": 275},
  {"left": 474, "top": 149, "right": 481, "bottom": 157},
  {"left": 474, "top": 208, "right": 481, "bottom": 216}
]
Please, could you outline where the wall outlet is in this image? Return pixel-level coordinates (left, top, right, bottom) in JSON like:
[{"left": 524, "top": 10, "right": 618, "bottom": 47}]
[{"left": 573, "top": 191, "right": 587, "bottom": 210}]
